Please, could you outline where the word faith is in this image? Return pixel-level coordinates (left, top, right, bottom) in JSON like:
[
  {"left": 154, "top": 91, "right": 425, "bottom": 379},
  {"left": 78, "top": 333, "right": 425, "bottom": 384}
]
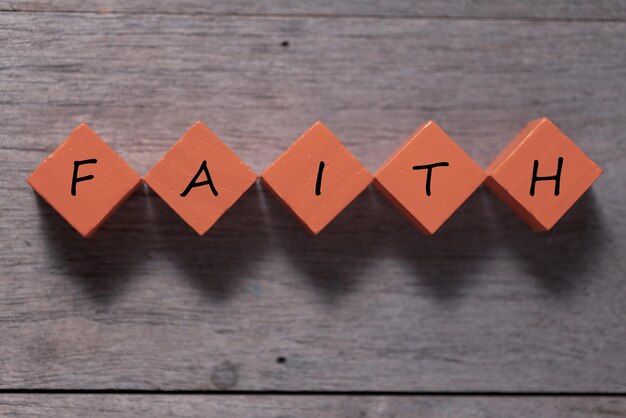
[{"left": 27, "top": 118, "right": 602, "bottom": 237}]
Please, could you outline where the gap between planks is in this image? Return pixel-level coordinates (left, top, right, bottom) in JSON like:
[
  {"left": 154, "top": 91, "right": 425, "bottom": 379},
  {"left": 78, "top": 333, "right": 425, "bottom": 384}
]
[
  {"left": 0, "top": 9, "right": 625, "bottom": 23},
  {"left": 0, "top": 390, "right": 625, "bottom": 396}
]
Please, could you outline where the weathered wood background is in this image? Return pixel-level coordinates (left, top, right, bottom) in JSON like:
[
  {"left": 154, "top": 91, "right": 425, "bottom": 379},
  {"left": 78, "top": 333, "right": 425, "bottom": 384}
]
[
  {"left": 1, "top": 395, "right": 626, "bottom": 417},
  {"left": 1, "top": 0, "right": 625, "bottom": 415}
]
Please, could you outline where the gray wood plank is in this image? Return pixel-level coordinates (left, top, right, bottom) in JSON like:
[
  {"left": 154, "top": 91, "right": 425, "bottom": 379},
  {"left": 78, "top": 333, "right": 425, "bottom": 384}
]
[
  {"left": 1, "top": 0, "right": 626, "bottom": 20},
  {"left": 0, "top": 12, "right": 624, "bottom": 391},
  {"left": 0, "top": 395, "right": 625, "bottom": 417}
]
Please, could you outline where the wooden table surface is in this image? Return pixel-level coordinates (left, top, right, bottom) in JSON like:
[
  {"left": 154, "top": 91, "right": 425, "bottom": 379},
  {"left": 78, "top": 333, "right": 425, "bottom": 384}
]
[{"left": 1, "top": 0, "right": 625, "bottom": 416}]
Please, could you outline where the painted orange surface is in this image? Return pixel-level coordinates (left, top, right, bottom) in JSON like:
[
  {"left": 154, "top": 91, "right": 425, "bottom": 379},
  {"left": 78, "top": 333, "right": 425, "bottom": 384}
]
[
  {"left": 374, "top": 121, "right": 485, "bottom": 234},
  {"left": 261, "top": 121, "right": 372, "bottom": 235},
  {"left": 486, "top": 117, "right": 602, "bottom": 231},
  {"left": 27, "top": 123, "right": 141, "bottom": 237},
  {"left": 143, "top": 121, "right": 257, "bottom": 235}
]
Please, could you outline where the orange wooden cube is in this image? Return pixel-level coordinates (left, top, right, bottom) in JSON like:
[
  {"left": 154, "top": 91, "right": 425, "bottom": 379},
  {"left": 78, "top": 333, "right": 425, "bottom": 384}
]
[
  {"left": 143, "top": 122, "right": 257, "bottom": 235},
  {"left": 374, "top": 121, "right": 485, "bottom": 234},
  {"left": 27, "top": 123, "right": 141, "bottom": 237},
  {"left": 486, "top": 117, "right": 602, "bottom": 231},
  {"left": 261, "top": 121, "right": 372, "bottom": 235}
]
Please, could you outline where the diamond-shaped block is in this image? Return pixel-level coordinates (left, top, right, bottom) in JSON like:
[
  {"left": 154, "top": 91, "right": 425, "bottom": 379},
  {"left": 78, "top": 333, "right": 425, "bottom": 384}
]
[
  {"left": 486, "top": 117, "right": 602, "bottom": 231},
  {"left": 27, "top": 123, "right": 141, "bottom": 237},
  {"left": 261, "top": 121, "right": 372, "bottom": 235},
  {"left": 143, "top": 122, "right": 257, "bottom": 235},
  {"left": 374, "top": 121, "right": 485, "bottom": 234}
]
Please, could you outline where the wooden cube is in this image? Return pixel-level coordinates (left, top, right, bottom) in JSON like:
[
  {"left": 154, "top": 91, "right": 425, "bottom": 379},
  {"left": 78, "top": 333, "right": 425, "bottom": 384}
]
[
  {"left": 374, "top": 121, "right": 485, "bottom": 234},
  {"left": 261, "top": 121, "right": 372, "bottom": 234},
  {"left": 143, "top": 122, "right": 257, "bottom": 235},
  {"left": 486, "top": 117, "right": 602, "bottom": 231},
  {"left": 27, "top": 123, "right": 141, "bottom": 237}
]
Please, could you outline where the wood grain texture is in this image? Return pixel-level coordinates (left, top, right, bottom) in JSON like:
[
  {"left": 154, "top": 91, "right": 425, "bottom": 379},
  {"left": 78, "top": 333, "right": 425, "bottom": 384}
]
[
  {"left": 1, "top": 395, "right": 626, "bottom": 417},
  {"left": 2, "top": 0, "right": 626, "bottom": 20},
  {"left": 0, "top": 11, "right": 625, "bottom": 392}
]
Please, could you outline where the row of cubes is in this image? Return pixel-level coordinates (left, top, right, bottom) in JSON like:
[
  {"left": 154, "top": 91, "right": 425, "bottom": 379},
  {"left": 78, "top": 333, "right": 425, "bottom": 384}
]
[{"left": 28, "top": 119, "right": 602, "bottom": 237}]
